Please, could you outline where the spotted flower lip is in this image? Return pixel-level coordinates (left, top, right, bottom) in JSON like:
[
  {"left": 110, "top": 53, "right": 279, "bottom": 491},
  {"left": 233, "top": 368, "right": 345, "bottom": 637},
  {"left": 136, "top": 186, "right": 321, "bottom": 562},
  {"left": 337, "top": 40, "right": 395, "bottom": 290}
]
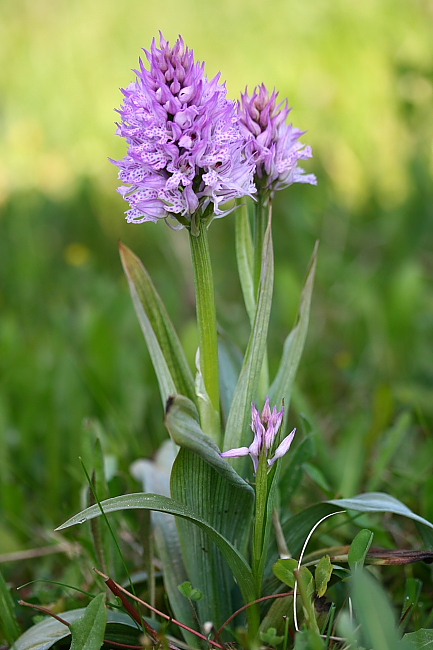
[
  {"left": 111, "top": 33, "right": 256, "bottom": 226},
  {"left": 221, "top": 398, "right": 296, "bottom": 473},
  {"left": 238, "top": 84, "right": 317, "bottom": 196}
]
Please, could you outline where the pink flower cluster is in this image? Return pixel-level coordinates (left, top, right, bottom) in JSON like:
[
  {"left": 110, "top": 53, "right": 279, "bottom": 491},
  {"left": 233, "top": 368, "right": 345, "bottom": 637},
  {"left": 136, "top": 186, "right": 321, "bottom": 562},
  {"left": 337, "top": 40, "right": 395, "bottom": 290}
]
[
  {"left": 221, "top": 398, "right": 295, "bottom": 474},
  {"left": 112, "top": 34, "right": 316, "bottom": 226}
]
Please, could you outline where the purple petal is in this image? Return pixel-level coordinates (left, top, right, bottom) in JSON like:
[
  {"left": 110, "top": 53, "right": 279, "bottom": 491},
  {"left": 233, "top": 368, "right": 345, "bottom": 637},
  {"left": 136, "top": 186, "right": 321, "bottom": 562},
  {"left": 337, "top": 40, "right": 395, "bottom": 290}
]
[
  {"left": 268, "top": 428, "right": 296, "bottom": 467},
  {"left": 112, "top": 33, "right": 257, "bottom": 226},
  {"left": 261, "top": 397, "right": 272, "bottom": 424},
  {"left": 237, "top": 84, "right": 316, "bottom": 196},
  {"left": 220, "top": 447, "right": 250, "bottom": 459}
]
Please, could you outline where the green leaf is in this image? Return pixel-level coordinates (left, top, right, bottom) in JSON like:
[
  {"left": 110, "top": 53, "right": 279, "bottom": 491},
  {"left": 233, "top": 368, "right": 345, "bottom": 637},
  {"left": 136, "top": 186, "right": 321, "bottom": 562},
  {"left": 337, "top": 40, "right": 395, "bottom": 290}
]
[
  {"left": 165, "top": 395, "right": 253, "bottom": 494},
  {"left": 404, "top": 628, "right": 433, "bottom": 649},
  {"left": 178, "top": 581, "right": 203, "bottom": 601},
  {"left": 273, "top": 558, "right": 299, "bottom": 588},
  {"left": 315, "top": 555, "right": 333, "bottom": 597},
  {"left": 69, "top": 593, "right": 107, "bottom": 650},
  {"left": 348, "top": 529, "right": 374, "bottom": 572},
  {"left": 223, "top": 215, "right": 274, "bottom": 454},
  {"left": 119, "top": 242, "right": 195, "bottom": 406},
  {"left": 327, "top": 492, "right": 433, "bottom": 530},
  {"left": 235, "top": 200, "right": 255, "bottom": 324},
  {"left": 0, "top": 568, "right": 21, "bottom": 645},
  {"left": 294, "top": 566, "right": 318, "bottom": 633},
  {"left": 352, "top": 569, "right": 413, "bottom": 650},
  {"left": 171, "top": 447, "right": 255, "bottom": 629},
  {"left": 56, "top": 493, "right": 257, "bottom": 609},
  {"left": 269, "top": 242, "right": 318, "bottom": 423},
  {"left": 11, "top": 609, "right": 136, "bottom": 650}
]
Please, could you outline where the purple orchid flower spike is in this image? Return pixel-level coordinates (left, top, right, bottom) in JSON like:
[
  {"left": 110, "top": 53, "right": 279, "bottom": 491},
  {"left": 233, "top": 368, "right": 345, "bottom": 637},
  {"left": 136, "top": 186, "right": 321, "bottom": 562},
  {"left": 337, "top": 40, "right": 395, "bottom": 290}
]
[
  {"left": 111, "top": 33, "right": 256, "bottom": 227},
  {"left": 221, "top": 398, "right": 295, "bottom": 474},
  {"left": 238, "top": 84, "right": 317, "bottom": 198}
]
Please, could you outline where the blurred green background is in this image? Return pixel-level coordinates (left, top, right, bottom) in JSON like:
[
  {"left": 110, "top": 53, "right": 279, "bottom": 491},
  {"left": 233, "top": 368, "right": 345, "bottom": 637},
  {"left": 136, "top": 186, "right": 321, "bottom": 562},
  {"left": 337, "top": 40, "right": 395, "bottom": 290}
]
[{"left": 1, "top": 0, "right": 433, "bottom": 569}]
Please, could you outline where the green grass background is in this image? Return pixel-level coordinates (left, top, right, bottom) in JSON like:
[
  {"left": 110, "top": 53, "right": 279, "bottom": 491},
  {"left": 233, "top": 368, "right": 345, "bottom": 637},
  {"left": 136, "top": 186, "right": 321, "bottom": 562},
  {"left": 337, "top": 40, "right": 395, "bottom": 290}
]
[{"left": 0, "top": 0, "right": 433, "bottom": 584}]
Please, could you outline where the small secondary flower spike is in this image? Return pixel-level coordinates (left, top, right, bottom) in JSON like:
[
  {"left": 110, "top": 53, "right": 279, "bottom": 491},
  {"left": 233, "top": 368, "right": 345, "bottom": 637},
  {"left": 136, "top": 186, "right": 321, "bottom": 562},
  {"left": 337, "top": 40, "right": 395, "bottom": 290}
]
[
  {"left": 112, "top": 33, "right": 256, "bottom": 226},
  {"left": 238, "top": 84, "right": 317, "bottom": 196},
  {"left": 221, "top": 398, "right": 295, "bottom": 473}
]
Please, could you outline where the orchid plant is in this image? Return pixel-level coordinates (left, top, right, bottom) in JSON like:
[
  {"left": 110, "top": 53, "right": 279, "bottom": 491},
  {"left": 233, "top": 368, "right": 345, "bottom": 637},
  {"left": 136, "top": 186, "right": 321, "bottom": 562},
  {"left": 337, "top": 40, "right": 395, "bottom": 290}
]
[{"left": 10, "top": 34, "right": 433, "bottom": 650}]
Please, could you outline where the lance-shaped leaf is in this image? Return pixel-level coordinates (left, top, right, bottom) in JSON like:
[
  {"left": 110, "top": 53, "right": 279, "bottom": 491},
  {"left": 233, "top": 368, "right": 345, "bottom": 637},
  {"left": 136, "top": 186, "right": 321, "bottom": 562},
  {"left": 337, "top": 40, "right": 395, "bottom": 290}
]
[
  {"left": 165, "top": 395, "right": 255, "bottom": 628},
  {"left": 327, "top": 492, "right": 433, "bottom": 531},
  {"left": 56, "top": 493, "right": 257, "bottom": 613},
  {"left": 69, "top": 593, "right": 107, "bottom": 650},
  {"left": 119, "top": 242, "right": 195, "bottom": 405},
  {"left": 348, "top": 529, "right": 374, "bottom": 572},
  {"left": 280, "top": 493, "right": 433, "bottom": 560},
  {"left": 269, "top": 242, "right": 318, "bottom": 424},
  {"left": 235, "top": 200, "right": 256, "bottom": 324},
  {"left": 223, "top": 216, "right": 274, "bottom": 453}
]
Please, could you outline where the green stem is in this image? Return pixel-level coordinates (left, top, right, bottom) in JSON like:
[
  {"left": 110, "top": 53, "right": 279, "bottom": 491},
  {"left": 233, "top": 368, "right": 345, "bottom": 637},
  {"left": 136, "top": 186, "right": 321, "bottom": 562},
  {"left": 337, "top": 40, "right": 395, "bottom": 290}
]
[
  {"left": 252, "top": 451, "right": 269, "bottom": 593},
  {"left": 254, "top": 196, "right": 272, "bottom": 401},
  {"left": 253, "top": 194, "right": 271, "bottom": 296},
  {"left": 189, "top": 220, "right": 221, "bottom": 444}
]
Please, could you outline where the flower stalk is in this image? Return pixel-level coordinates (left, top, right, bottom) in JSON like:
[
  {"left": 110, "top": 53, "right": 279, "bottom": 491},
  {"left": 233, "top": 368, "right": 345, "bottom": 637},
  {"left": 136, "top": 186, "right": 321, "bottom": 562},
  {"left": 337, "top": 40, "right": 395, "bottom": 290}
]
[
  {"left": 189, "top": 218, "right": 221, "bottom": 444},
  {"left": 252, "top": 448, "right": 271, "bottom": 590},
  {"left": 253, "top": 193, "right": 271, "bottom": 298}
]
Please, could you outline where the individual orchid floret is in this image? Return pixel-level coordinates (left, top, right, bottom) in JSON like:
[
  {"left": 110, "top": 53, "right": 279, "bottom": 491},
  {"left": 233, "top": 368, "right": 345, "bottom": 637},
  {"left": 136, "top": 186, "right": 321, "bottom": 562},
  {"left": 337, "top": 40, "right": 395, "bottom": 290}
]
[
  {"left": 111, "top": 33, "right": 256, "bottom": 227},
  {"left": 221, "top": 398, "right": 295, "bottom": 474},
  {"left": 238, "top": 84, "right": 317, "bottom": 198}
]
